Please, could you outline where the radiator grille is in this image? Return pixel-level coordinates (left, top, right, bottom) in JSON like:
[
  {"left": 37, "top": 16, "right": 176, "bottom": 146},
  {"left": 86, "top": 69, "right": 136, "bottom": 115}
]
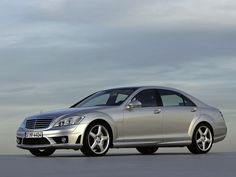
[
  {"left": 26, "top": 119, "right": 52, "bottom": 129},
  {"left": 23, "top": 138, "right": 50, "bottom": 145}
]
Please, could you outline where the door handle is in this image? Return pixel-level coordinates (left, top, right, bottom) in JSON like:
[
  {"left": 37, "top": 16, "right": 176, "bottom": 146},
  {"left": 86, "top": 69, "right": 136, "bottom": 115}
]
[
  {"left": 154, "top": 109, "right": 161, "bottom": 114},
  {"left": 191, "top": 107, "right": 197, "bottom": 112}
]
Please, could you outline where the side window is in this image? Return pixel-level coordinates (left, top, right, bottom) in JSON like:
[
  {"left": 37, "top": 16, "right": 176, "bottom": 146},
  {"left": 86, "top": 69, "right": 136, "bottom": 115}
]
[
  {"left": 159, "top": 90, "right": 195, "bottom": 107},
  {"left": 115, "top": 94, "right": 129, "bottom": 104},
  {"left": 182, "top": 96, "right": 195, "bottom": 106},
  {"left": 133, "top": 89, "right": 157, "bottom": 107}
]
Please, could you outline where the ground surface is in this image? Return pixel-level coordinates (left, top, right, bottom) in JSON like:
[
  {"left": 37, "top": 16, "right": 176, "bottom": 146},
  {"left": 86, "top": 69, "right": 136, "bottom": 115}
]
[{"left": 0, "top": 150, "right": 235, "bottom": 177}]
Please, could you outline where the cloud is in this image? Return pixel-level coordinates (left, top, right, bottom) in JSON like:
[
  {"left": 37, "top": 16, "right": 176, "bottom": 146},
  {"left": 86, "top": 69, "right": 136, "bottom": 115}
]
[
  {"left": 2, "top": 0, "right": 236, "bottom": 50},
  {"left": 113, "top": 0, "right": 236, "bottom": 29},
  {"left": 4, "top": 0, "right": 235, "bottom": 30}
]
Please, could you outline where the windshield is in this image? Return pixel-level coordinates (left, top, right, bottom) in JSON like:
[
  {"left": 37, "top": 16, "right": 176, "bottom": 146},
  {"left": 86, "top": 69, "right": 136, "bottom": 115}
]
[{"left": 73, "top": 88, "right": 137, "bottom": 108}]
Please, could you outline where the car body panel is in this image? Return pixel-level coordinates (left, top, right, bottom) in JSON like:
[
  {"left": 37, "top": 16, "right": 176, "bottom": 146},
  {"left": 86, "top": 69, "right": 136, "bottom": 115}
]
[
  {"left": 122, "top": 106, "right": 163, "bottom": 143},
  {"left": 162, "top": 106, "right": 198, "bottom": 143}
]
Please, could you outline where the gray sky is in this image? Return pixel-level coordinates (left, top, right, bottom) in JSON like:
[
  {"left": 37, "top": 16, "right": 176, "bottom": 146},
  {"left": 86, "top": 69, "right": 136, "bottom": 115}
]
[{"left": 0, "top": 0, "right": 236, "bottom": 154}]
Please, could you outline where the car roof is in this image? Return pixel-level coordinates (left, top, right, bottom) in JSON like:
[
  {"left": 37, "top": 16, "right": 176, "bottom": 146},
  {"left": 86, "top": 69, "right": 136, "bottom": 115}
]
[{"left": 103, "top": 86, "right": 210, "bottom": 108}]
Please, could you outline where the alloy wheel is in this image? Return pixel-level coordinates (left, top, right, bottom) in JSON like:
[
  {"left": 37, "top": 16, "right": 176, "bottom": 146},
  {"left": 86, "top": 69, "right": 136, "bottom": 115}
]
[
  {"left": 88, "top": 125, "right": 110, "bottom": 155},
  {"left": 196, "top": 126, "right": 213, "bottom": 151}
]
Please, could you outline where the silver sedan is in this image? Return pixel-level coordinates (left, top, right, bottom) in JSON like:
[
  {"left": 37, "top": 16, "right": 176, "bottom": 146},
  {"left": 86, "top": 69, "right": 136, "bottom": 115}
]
[{"left": 16, "top": 86, "right": 227, "bottom": 156}]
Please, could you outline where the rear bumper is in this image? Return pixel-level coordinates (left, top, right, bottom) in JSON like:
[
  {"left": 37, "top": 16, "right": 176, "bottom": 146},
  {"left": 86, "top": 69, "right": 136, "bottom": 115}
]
[
  {"left": 213, "top": 123, "right": 227, "bottom": 143},
  {"left": 214, "top": 134, "right": 226, "bottom": 143},
  {"left": 16, "top": 124, "right": 87, "bottom": 150}
]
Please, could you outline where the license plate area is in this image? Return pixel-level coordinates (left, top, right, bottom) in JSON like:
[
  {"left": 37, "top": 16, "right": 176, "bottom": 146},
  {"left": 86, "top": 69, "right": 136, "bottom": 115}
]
[{"left": 25, "top": 132, "right": 43, "bottom": 138}]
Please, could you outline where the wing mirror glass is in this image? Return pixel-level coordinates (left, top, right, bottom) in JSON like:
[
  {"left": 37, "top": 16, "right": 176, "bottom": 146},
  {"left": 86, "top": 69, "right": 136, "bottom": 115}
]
[{"left": 126, "top": 100, "right": 142, "bottom": 110}]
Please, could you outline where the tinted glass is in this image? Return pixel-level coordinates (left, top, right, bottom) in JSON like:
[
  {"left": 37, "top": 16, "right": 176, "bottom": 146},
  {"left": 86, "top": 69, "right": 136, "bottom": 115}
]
[
  {"left": 159, "top": 90, "right": 195, "bottom": 107},
  {"left": 115, "top": 94, "right": 130, "bottom": 104},
  {"left": 183, "top": 96, "right": 195, "bottom": 106},
  {"left": 133, "top": 89, "right": 157, "bottom": 107}
]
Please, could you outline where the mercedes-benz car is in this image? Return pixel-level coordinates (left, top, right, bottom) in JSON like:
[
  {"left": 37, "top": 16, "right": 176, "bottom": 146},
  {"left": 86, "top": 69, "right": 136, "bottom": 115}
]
[{"left": 16, "top": 86, "right": 227, "bottom": 156}]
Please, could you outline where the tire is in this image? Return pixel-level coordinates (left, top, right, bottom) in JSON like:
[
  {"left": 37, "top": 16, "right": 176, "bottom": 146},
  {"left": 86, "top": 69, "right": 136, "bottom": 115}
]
[
  {"left": 187, "top": 123, "right": 213, "bottom": 154},
  {"left": 81, "top": 122, "right": 111, "bottom": 156},
  {"left": 29, "top": 148, "right": 55, "bottom": 157},
  {"left": 136, "top": 147, "right": 158, "bottom": 155}
]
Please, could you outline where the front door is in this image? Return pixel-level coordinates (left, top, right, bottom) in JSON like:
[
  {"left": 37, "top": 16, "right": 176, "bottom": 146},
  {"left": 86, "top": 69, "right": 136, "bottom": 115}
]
[{"left": 123, "top": 89, "right": 163, "bottom": 143}]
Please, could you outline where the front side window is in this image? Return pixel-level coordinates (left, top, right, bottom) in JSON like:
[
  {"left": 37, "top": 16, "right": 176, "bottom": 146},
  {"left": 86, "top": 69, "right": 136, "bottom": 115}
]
[
  {"left": 74, "top": 88, "right": 137, "bottom": 107},
  {"left": 159, "top": 90, "right": 195, "bottom": 107},
  {"left": 132, "top": 89, "right": 158, "bottom": 107}
]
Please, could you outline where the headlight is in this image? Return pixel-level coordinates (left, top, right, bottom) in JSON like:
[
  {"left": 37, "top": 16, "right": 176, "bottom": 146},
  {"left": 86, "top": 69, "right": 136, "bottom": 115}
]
[{"left": 54, "top": 115, "right": 85, "bottom": 127}]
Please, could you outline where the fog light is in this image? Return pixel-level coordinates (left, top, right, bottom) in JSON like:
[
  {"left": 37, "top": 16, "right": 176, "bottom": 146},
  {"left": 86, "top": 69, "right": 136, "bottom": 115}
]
[
  {"left": 61, "top": 137, "right": 67, "bottom": 143},
  {"left": 53, "top": 136, "right": 68, "bottom": 144}
]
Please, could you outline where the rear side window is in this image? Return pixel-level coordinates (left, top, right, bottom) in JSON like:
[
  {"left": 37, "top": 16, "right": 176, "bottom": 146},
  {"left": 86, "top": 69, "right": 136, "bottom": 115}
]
[{"left": 159, "top": 90, "right": 195, "bottom": 107}]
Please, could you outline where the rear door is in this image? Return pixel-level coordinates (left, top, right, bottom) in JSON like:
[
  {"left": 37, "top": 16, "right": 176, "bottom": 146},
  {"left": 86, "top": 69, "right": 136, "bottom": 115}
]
[{"left": 158, "top": 89, "right": 198, "bottom": 143}]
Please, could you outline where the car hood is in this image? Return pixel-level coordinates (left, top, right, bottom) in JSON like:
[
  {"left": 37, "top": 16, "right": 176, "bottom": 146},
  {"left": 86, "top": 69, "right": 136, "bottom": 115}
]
[{"left": 27, "top": 106, "right": 113, "bottom": 120}]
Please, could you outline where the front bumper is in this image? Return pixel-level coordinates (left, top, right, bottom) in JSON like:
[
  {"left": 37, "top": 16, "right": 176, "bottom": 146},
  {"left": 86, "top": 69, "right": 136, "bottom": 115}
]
[
  {"left": 17, "top": 144, "right": 82, "bottom": 150},
  {"left": 16, "top": 124, "right": 87, "bottom": 150}
]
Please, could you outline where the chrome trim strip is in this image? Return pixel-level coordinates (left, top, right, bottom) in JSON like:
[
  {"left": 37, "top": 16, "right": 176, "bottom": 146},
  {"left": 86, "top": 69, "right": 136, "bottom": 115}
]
[{"left": 113, "top": 141, "right": 158, "bottom": 148}]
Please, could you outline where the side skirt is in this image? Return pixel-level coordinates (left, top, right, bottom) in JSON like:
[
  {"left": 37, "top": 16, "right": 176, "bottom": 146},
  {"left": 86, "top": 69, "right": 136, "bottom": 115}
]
[{"left": 113, "top": 140, "right": 191, "bottom": 148}]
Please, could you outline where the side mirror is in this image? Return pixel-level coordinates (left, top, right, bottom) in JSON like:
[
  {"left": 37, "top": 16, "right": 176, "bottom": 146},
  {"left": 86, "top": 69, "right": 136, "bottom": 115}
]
[{"left": 126, "top": 100, "right": 142, "bottom": 110}]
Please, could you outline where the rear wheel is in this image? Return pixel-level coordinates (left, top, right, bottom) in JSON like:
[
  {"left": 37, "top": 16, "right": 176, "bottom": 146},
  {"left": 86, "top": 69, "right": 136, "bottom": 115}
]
[
  {"left": 29, "top": 148, "right": 55, "bottom": 157},
  {"left": 187, "top": 124, "right": 213, "bottom": 154},
  {"left": 81, "top": 122, "right": 111, "bottom": 156},
  {"left": 136, "top": 147, "right": 158, "bottom": 155}
]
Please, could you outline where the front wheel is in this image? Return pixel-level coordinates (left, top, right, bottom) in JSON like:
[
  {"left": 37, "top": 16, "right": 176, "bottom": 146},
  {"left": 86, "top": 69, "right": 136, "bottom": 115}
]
[
  {"left": 81, "top": 123, "right": 111, "bottom": 156},
  {"left": 136, "top": 147, "right": 158, "bottom": 155},
  {"left": 29, "top": 148, "right": 55, "bottom": 157},
  {"left": 187, "top": 124, "right": 213, "bottom": 154}
]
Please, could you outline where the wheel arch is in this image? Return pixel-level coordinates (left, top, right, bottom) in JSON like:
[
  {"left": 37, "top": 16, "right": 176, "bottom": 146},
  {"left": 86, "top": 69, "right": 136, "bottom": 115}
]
[
  {"left": 195, "top": 121, "right": 214, "bottom": 136},
  {"left": 187, "top": 120, "right": 214, "bottom": 154},
  {"left": 89, "top": 119, "right": 113, "bottom": 143},
  {"left": 81, "top": 118, "right": 115, "bottom": 148},
  {"left": 188, "top": 116, "right": 215, "bottom": 139}
]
